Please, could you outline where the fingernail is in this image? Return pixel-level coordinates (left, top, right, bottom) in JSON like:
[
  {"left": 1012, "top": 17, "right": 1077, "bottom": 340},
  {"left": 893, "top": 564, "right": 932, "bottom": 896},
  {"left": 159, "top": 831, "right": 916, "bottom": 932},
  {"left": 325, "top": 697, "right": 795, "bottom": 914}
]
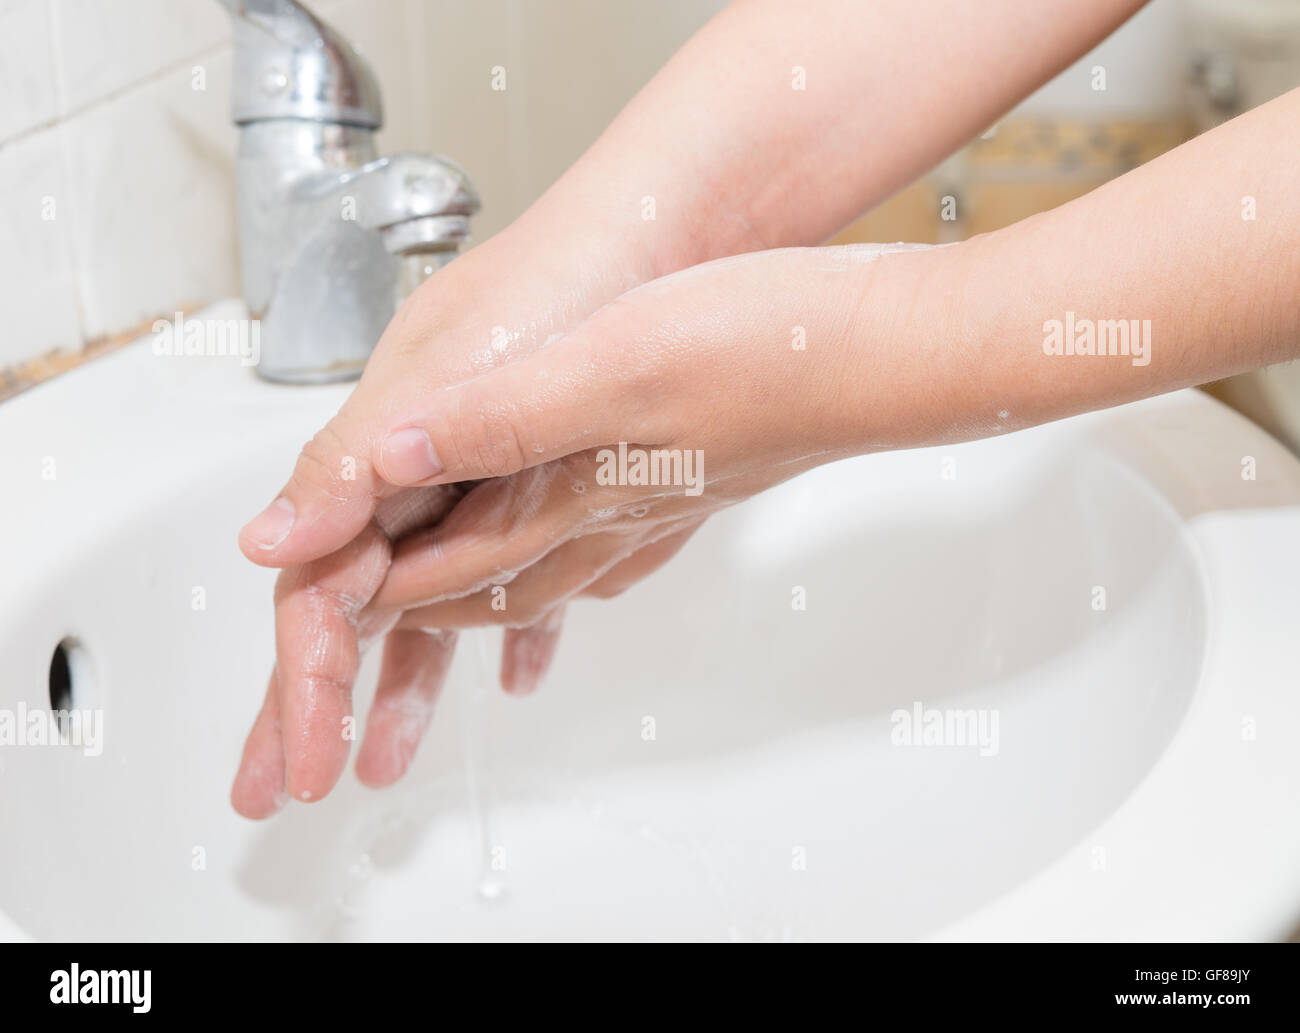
[
  {"left": 242, "top": 496, "right": 296, "bottom": 550},
  {"left": 378, "top": 427, "right": 443, "bottom": 484}
]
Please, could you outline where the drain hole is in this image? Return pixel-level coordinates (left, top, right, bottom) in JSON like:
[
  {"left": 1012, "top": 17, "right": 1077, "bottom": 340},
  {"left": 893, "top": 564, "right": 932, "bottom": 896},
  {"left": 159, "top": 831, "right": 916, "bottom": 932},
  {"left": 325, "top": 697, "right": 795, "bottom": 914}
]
[{"left": 49, "top": 639, "right": 74, "bottom": 713}]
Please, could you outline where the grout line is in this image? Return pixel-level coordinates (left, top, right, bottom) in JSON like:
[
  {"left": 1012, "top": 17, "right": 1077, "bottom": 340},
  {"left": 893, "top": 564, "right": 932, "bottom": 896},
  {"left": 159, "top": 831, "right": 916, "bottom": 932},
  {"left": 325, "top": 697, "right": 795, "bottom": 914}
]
[
  {"left": 46, "top": 0, "right": 69, "bottom": 117},
  {"left": 2, "top": 0, "right": 356, "bottom": 156},
  {"left": 0, "top": 39, "right": 232, "bottom": 157},
  {"left": 45, "top": 0, "right": 86, "bottom": 347},
  {"left": 0, "top": 304, "right": 198, "bottom": 405}
]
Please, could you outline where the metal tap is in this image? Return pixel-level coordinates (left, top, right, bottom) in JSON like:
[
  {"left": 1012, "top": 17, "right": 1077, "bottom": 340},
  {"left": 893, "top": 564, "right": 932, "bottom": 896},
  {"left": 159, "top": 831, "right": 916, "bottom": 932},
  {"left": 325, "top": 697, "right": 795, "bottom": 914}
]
[{"left": 219, "top": 0, "right": 479, "bottom": 382}]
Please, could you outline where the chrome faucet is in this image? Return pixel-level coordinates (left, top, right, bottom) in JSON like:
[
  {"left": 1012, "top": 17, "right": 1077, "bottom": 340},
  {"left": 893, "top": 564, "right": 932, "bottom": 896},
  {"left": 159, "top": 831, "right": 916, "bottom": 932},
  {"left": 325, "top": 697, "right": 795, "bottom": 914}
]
[{"left": 218, "top": 0, "right": 479, "bottom": 383}]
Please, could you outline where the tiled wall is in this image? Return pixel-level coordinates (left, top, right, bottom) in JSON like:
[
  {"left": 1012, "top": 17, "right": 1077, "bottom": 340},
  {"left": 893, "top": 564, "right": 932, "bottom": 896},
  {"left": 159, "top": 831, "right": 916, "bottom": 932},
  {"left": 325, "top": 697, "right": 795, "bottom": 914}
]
[{"left": 0, "top": 0, "right": 726, "bottom": 376}]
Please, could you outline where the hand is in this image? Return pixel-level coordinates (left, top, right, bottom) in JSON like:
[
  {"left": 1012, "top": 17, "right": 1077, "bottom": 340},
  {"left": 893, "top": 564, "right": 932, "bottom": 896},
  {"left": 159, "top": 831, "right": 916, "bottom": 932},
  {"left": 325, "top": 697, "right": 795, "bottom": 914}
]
[
  {"left": 229, "top": 234, "right": 964, "bottom": 817},
  {"left": 359, "top": 244, "right": 920, "bottom": 637},
  {"left": 229, "top": 213, "right": 730, "bottom": 818}
]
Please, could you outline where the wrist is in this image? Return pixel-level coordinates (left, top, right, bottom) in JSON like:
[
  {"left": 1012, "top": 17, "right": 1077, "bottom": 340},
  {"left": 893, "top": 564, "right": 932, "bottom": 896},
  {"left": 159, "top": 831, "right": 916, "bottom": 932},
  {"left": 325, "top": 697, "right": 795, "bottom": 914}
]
[
  {"left": 818, "top": 240, "right": 986, "bottom": 456},
  {"left": 508, "top": 158, "right": 773, "bottom": 293}
]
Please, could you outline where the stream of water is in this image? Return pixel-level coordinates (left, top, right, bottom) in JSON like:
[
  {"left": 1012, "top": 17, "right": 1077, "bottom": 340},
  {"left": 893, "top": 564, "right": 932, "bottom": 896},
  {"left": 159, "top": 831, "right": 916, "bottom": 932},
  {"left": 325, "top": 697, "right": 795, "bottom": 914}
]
[{"left": 462, "top": 628, "right": 505, "bottom": 900}]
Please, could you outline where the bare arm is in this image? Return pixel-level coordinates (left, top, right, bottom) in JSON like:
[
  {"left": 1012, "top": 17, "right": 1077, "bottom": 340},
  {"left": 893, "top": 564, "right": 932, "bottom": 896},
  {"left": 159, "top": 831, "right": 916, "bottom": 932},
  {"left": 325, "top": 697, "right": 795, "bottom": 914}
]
[
  {"left": 827, "top": 85, "right": 1300, "bottom": 451},
  {"left": 522, "top": 0, "right": 1150, "bottom": 276},
  {"left": 363, "top": 87, "right": 1300, "bottom": 634}
]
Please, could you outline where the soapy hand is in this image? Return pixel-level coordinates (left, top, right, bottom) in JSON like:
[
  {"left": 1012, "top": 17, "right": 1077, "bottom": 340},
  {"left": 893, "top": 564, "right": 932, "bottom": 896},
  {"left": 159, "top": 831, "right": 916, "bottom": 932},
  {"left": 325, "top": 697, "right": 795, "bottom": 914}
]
[
  {"left": 360, "top": 246, "right": 896, "bottom": 635},
  {"left": 230, "top": 240, "right": 905, "bottom": 817},
  {"left": 229, "top": 225, "right": 661, "bottom": 817}
]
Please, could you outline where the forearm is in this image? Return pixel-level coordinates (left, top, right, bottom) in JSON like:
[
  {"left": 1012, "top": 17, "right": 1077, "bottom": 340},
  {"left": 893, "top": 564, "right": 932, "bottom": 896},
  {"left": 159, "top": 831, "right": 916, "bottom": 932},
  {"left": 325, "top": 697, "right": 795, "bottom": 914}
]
[
  {"left": 831, "top": 86, "right": 1300, "bottom": 452},
  {"left": 408, "top": 89, "right": 1300, "bottom": 486},
  {"left": 512, "top": 0, "right": 1148, "bottom": 283},
  {"left": 412, "top": 0, "right": 1147, "bottom": 373}
]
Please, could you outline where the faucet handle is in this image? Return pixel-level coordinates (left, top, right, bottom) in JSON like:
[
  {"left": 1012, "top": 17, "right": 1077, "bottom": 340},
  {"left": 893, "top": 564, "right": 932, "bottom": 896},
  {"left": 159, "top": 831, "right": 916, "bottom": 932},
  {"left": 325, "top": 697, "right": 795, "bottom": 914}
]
[
  {"left": 346, "top": 152, "right": 480, "bottom": 225},
  {"left": 217, "top": 0, "right": 383, "bottom": 128}
]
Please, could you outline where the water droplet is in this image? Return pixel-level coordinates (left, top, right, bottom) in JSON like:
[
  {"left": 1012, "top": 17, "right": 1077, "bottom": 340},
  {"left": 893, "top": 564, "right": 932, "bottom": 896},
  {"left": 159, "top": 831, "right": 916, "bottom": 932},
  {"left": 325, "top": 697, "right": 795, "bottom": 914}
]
[{"left": 261, "top": 68, "right": 289, "bottom": 95}]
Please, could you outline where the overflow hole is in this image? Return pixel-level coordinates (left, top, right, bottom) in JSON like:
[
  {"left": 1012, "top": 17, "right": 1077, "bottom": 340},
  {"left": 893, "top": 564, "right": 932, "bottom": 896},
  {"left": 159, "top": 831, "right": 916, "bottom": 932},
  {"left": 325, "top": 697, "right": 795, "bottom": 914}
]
[
  {"left": 48, "top": 638, "right": 96, "bottom": 745},
  {"left": 49, "top": 639, "right": 74, "bottom": 713}
]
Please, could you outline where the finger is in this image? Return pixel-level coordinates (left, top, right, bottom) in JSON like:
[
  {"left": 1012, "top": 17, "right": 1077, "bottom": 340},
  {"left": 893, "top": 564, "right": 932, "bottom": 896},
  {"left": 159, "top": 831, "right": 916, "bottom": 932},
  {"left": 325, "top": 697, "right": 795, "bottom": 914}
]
[
  {"left": 372, "top": 468, "right": 589, "bottom": 612},
  {"left": 396, "top": 532, "right": 640, "bottom": 631},
  {"left": 355, "top": 486, "right": 467, "bottom": 651},
  {"left": 580, "top": 520, "right": 704, "bottom": 599},
  {"left": 237, "top": 294, "right": 637, "bottom": 568},
  {"left": 238, "top": 396, "right": 463, "bottom": 573},
  {"left": 239, "top": 404, "right": 392, "bottom": 568},
  {"left": 355, "top": 629, "right": 457, "bottom": 788},
  {"left": 237, "top": 486, "right": 457, "bottom": 812},
  {"left": 368, "top": 321, "right": 662, "bottom": 489},
  {"left": 235, "top": 283, "right": 473, "bottom": 571},
  {"left": 274, "top": 524, "right": 391, "bottom": 803},
  {"left": 492, "top": 525, "right": 700, "bottom": 696},
  {"left": 501, "top": 608, "right": 565, "bottom": 696},
  {"left": 230, "top": 673, "right": 289, "bottom": 820},
  {"left": 372, "top": 483, "right": 467, "bottom": 540}
]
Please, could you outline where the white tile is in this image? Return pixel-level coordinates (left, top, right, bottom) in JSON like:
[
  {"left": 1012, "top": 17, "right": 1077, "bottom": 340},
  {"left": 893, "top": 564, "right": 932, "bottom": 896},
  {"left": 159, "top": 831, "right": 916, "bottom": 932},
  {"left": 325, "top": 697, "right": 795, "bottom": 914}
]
[
  {"left": 0, "top": 0, "right": 61, "bottom": 141},
  {"left": 62, "top": 48, "right": 239, "bottom": 340},
  {"left": 53, "top": 0, "right": 228, "bottom": 114},
  {"left": 0, "top": 127, "right": 81, "bottom": 366}
]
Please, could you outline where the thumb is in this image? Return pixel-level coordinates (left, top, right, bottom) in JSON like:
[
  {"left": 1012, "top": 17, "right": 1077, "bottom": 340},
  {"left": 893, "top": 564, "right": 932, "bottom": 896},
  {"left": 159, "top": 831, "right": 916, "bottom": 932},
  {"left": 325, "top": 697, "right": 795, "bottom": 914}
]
[
  {"left": 369, "top": 326, "right": 657, "bottom": 488},
  {"left": 238, "top": 401, "right": 391, "bottom": 567}
]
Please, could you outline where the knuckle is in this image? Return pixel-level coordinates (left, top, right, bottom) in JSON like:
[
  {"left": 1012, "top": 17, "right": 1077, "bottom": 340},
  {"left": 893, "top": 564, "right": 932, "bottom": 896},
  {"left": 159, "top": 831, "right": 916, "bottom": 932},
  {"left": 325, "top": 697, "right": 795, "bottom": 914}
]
[
  {"left": 292, "top": 422, "right": 363, "bottom": 502},
  {"left": 456, "top": 399, "right": 532, "bottom": 479}
]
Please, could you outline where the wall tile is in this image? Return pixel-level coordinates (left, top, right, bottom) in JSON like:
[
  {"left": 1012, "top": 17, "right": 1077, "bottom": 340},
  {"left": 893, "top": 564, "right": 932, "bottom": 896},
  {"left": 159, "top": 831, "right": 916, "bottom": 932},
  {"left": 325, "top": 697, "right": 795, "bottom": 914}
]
[
  {"left": 61, "top": 48, "right": 238, "bottom": 339},
  {"left": 53, "top": 0, "right": 228, "bottom": 114},
  {"left": 0, "top": 0, "right": 61, "bottom": 141},
  {"left": 0, "top": 127, "right": 81, "bottom": 366}
]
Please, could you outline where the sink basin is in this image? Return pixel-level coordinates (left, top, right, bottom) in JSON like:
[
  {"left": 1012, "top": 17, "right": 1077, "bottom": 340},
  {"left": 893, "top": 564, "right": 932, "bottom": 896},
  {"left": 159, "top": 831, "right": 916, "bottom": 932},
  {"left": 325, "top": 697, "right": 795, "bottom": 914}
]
[{"left": 2, "top": 299, "right": 1299, "bottom": 941}]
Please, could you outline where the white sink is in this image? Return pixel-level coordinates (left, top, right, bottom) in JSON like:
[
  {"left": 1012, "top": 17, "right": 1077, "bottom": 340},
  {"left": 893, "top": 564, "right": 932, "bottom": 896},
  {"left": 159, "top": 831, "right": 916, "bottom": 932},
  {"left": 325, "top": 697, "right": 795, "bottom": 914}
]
[{"left": 2, "top": 299, "right": 1299, "bottom": 941}]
